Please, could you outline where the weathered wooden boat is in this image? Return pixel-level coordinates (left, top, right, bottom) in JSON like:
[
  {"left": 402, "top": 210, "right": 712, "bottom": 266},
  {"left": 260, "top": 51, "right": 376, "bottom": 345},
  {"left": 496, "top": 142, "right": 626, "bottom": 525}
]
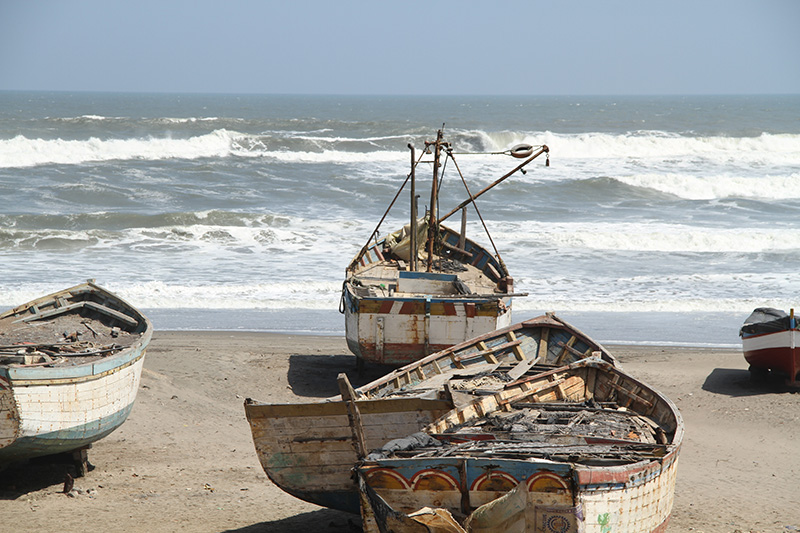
[
  {"left": 340, "top": 129, "right": 549, "bottom": 368},
  {"left": 0, "top": 281, "right": 152, "bottom": 472},
  {"left": 243, "top": 313, "right": 615, "bottom": 515},
  {"left": 740, "top": 307, "right": 800, "bottom": 386},
  {"left": 357, "top": 357, "right": 683, "bottom": 533}
]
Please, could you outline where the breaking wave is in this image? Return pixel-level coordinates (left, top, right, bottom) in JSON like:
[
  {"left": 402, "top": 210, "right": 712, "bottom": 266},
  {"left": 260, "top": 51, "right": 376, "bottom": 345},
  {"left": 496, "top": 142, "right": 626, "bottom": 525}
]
[{"left": 2, "top": 128, "right": 798, "bottom": 169}]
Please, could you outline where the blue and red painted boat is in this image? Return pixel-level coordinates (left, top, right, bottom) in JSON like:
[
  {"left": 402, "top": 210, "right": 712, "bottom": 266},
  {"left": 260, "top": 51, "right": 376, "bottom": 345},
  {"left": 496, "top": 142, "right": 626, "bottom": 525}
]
[{"left": 341, "top": 128, "right": 549, "bottom": 368}]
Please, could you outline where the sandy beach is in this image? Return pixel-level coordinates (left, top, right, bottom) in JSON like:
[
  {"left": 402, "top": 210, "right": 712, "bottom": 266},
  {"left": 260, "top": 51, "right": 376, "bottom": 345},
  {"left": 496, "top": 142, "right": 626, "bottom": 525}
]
[{"left": 1, "top": 331, "right": 798, "bottom": 533}]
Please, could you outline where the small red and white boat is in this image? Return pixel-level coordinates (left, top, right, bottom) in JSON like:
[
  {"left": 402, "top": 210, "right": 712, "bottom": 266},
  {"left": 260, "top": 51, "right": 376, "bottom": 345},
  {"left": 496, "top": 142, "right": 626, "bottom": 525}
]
[{"left": 740, "top": 307, "right": 800, "bottom": 386}]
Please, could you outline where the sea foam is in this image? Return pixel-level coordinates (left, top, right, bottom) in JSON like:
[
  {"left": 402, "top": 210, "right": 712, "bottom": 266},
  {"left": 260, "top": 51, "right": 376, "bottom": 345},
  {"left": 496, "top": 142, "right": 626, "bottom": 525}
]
[{"left": 3, "top": 129, "right": 798, "bottom": 169}]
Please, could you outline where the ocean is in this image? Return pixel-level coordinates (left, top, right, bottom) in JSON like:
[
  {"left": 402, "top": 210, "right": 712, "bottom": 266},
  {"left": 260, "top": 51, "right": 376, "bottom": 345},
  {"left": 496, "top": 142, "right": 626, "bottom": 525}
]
[{"left": 1, "top": 92, "right": 799, "bottom": 348}]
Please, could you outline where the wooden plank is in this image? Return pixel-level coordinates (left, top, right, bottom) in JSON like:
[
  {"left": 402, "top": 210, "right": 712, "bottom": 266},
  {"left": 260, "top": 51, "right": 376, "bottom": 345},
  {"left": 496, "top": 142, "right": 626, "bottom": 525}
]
[
  {"left": 475, "top": 341, "right": 498, "bottom": 364},
  {"left": 555, "top": 335, "right": 578, "bottom": 365},
  {"left": 14, "top": 300, "right": 139, "bottom": 328},
  {"left": 607, "top": 380, "right": 654, "bottom": 409},
  {"left": 506, "top": 356, "right": 539, "bottom": 381},
  {"left": 452, "top": 339, "right": 522, "bottom": 364},
  {"left": 338, "top": 373, "right": 368, "bottom": 459},
  {"left": 586, "top": 365, "right": 597, "bottom": 401},
  {"left": 247, "top": 397, "right": 451, "bottom": 420},
  {"left": 441, "top": 240, "right": 473, "bottom": 259},
  {"left": 506, "top": 330, "right": 527, "bottom": 361},
  {"left": 486, "top": 262, "right": 501, "bottom": 281},
  {"left": 537, "top": 327, "right": 550, "bottom": 361}
]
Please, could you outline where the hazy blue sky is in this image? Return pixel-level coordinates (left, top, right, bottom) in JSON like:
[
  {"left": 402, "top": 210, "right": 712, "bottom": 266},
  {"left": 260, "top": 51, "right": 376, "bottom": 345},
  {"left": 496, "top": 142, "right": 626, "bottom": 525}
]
[{"left": 1, "top": 0, "right": 798, "bottom": 95}]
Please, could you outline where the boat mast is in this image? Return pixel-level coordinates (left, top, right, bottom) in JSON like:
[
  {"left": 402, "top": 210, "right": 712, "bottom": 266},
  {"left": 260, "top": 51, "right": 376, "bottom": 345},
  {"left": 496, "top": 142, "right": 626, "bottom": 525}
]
[
  {"left": 408, "top": 143, "right": 417, "bottom": 272},
  {"left": 425, "top": 129, "right": 448, "bottom": 272}
]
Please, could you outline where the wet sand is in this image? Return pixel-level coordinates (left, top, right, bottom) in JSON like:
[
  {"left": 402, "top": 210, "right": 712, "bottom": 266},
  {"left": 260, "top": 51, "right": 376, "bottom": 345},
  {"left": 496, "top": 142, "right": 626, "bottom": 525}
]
[{"left": 1, "top": 331, "right": 798, "bottom": 532}]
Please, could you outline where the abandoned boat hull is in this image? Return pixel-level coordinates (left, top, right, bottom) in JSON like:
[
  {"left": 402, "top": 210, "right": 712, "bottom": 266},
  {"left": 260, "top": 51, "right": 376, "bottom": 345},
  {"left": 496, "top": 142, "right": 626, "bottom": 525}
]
[
  {"left": 344, "top": 225, "right": 515, "bottom": 367},
  {"left": 344, "top": 292, "right": 513, "bottom": 366},
  {"left": 344, "top": 131, "right": 549, "bottom": 367},
  {"left": 0, "top": 353, "right": 145, "bottom": 460},
  {"left": 243, "top": 397, "right": 452, "bottom": 513},
  {"left": 358, "top": 359, "right": 683, "bottom": 533},
  {"left": 354, "top": 313, "right": 617, "bottom": 401},
  {"left": 245, "top": 313, "right": 617, "bottom": 514},
  {"left": 359, "top": 454, "right": 678, "bottom": 533},
  {"left": 0, "top": 282, "right": 152, "bottom": 463}
]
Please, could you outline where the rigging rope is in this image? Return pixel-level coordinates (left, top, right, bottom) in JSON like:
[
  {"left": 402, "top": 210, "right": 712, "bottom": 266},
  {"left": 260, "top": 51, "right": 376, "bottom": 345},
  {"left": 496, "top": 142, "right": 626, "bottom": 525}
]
[
  {"left": 347, "top": 145, "right": 428, "bottom": 271},
  {"left": 452, "top": 145, "right": 545, "bottom": 157},
  {"left": 445, "top": 148, "right": 509, "bottom": 277}
]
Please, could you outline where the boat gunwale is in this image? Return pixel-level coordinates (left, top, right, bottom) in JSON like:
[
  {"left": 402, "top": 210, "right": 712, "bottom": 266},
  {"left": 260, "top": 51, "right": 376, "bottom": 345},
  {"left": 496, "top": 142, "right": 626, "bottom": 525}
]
[
  {"left": 0, "top": 282, "right": 154, "bottom": 382},
  {"left": 342, "top": 313, "right": 618, "bottom": 401}
]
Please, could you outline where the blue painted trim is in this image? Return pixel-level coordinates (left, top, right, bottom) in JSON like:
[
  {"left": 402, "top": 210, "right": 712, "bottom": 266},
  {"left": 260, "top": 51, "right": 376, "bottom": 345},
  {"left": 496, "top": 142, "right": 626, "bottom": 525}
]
[
  {"left": 355, "top": 295, "right": 507, "bottom": 305},
  {"left": 3, "top": 344, "right": 145, "bottom": 382},
  {"left": 398, "top": 271, "right": 458, "bottom": 282},
  {"left": 0, "top": 401, "right": 135, "bottom": 461},
  {"left": 365, "top": 456, "right": 575, "bottom": 489}
]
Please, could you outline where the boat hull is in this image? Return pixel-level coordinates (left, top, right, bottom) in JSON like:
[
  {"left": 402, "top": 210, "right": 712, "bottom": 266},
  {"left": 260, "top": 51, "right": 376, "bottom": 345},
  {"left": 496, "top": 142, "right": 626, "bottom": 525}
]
[
  {"left": 0, "top": 352, "right": 145, "bottom": 460},
  {"left": 344, "top": 221, "right": 517, "bottom": 367},
  {"left": 344, "top": 293, "right": 513, "bottom": 366},
  {"left": 243, "top": 397, "right": 452, "bottom": 513},
  {"left": 742, "top": 329, "right": 800, "bottom": 385},
  {"left": 245, "top": 313, "right": 619, "bottom": 514},
  {"left": 357, "top": 359, "right": 683, "bottom": 533},
  {"left": 0, "top": 282, "right": 152, "bottom": 463},
  {"left": 359, "top": 453, "right": 678, "bottom": 533}
]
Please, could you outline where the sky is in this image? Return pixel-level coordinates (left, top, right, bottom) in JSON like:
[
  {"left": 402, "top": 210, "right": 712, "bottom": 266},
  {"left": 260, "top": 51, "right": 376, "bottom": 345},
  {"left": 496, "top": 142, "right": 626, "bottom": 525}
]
[{"left": 1, "top": 0, "right": 798, "bottom": 96}]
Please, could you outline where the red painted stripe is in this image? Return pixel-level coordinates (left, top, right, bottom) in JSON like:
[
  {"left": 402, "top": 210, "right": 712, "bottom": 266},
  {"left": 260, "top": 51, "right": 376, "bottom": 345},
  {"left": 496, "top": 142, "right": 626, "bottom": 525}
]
[
  {"left": 399, "top": 302, "right": 417, "bottom": 314},
  {"left": 443, "top": 302, "right": 456, "bottom": 316},
  {"left": 379, "top": 301, "right": 394, "bottom": 314},
  {"left": 465, "top": 303, "right": 476, "bottom": 318},
  {"left": 744, "top": 346, "right": 800, "bottom": 380}
]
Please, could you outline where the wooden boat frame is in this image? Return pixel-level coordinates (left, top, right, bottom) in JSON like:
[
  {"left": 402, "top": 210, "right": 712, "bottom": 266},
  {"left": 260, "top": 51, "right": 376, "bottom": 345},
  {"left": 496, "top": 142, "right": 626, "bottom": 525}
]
[
  {"left": 0, "top": 281, "right": 153, "bottom": 470},
  {"left": 357, "top": 358, "right": 683, "bottom": 533},
  {"left": 244, "top": 313, "right": 615, "bottom": 515}
]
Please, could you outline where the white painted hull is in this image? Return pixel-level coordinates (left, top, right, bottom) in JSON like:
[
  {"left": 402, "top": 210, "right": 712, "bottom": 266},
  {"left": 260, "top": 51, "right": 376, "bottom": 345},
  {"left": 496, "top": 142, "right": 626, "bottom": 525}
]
[
  {"left": 0, "top": 352, "right": 146, "bottom": 459},
  {"left": 742, "top": 328, "right": 800, "bottom": 385},
  {"left": 344, "top": 295, "right": 513, "bottom": 366},
  {"left": 0, "top": 281, "right": 152, "bottom": 462},
  {"left": 577, "top": 454, "right": 679, "bottom": 533}
]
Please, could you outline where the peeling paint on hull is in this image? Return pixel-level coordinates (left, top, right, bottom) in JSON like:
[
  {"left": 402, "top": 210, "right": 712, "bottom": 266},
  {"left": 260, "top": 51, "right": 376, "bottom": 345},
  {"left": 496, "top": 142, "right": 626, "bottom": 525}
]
[
  {"left": 357, "top": 360, "right": 683, "bottom": 533},
  {"left": 345, "top": 296, "right": 514, "bottom": 366},
  {"left": 0, "top": 282, "right": 152, "bottom": 464}
]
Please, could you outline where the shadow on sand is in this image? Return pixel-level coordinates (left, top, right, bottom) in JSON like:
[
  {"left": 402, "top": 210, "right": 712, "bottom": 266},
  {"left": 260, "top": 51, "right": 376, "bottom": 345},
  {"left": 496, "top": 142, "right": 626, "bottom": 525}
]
[
  {"left": 222, "top": 509, "right": 362, "bottom": 533},
  {"left": 286, "top": 354, "right": 395, "bottom": 399},
  {"left": 0, "top": 452, "right": 92, "bottom": 499},
  {"left": 702, "top": 367, "right": 798, "bottom": 397}
]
